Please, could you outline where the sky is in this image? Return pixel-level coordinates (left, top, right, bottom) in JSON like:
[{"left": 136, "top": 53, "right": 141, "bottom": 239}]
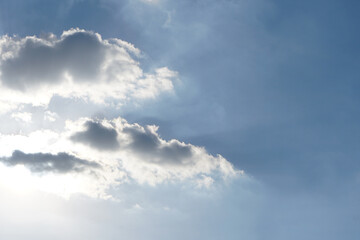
[{"left": 0, "top": 0, "right": 359, "bottom": 239}]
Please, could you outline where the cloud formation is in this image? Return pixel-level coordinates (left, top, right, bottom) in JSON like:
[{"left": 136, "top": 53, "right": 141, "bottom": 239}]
[
  {"left": 0, "top": 116, "right": 242, "bottom": 198},
  {"left": 0, "top": 28, "right": 176, "bottom": 111},
  {"left": 0, "top": 28, "right": 241, "bottom": 199},
  {"left": 0, "top": 150, "right": 100, "bottom": 173},
  {"left": 69, "top": 117, "right": 241, "bottom": 185},
  {"left": 123, "top": 124, "right": 193, "bottom": 165},
  {"left": 1, "top": 30, "right": 104, "bottom": 90},
  {"left": 71, "top": 119, "right": 194, "bottom": 165},
  {"left": 71, "top": 121, "right": 120, "bottom": 151}
]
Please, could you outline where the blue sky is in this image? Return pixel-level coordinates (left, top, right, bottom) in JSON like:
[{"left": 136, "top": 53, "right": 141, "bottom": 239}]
[{"left": 0, "top": 0, "right": 359, "bottom": 239}]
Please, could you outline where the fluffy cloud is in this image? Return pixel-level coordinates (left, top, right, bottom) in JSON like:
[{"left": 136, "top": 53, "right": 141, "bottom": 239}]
[
  {"left": 0, "top": 128, "right": 125, "bottom": 199},
  {"left": 0, "top": 28, "right": 176, "bottom": 111},
  {"left": 69, "top": 117, "right": 241, "bottom": 185},
  {"left": 0, "top": 28, "right": 242, "bottom": 200},
  {"left": 71, "top": 121, "right": 120, "bottom": 151},
  {"left": 0, "top": 116, "right": 242, "bottom": 198}
]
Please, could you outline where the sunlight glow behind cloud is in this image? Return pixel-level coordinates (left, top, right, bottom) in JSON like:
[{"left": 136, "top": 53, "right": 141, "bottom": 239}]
[
  {"left": 0, "top": 28, "right": 243, "bottom": 200},
  {"left": 0, "top": 117, "right": 242, "bottom": 198}
]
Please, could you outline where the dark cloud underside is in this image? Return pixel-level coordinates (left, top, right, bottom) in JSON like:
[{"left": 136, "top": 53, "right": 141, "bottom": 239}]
[
  {"left": 71, "top": 120, "right": 193, "bottom": 165},
  {"left": 71, "top": 121, "right": 120, "bottom": 151},
  {"left": 123, "top": 126, "right": 193, "bottom": 165},
  {"left": 0, "top": 150, "right": 100, "bottom": 173},
  {"left": 1, "top": 31, "right": 104, "bottom": 91}
]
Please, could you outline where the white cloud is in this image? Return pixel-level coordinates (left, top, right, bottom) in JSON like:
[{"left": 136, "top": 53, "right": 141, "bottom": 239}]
[
  {"left": 0, "top": 28, "right": 177, "bottom": 112},
  {"left": 44, "top": 110, "right": 58, "bottom": 122},
  {"left": 0, "top": 101, "right": 17, "bottom": 114},
  {"left": 196, "top": 175, "right": 215, "bottom": 189},
  {"left": 0, "top": 28, "right": 243, "bottom": 200},
  {"left": 68, "top": 117, "right": 242, "bottom": 185},
  {"left": 0, "top": 116, "right": 242, "bottom": 199},
  {"left": 11, "top": 111, "right": 32, "bottom": 123}
]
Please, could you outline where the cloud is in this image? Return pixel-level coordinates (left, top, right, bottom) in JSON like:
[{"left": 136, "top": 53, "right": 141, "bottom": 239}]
[
  {"left": 0, "top": 129, "right": 124, "bottom": 199},
  {"left": 0, "top": 28, "right": 240, "bottom": 198},
  {"left": 122, "top": 124, "right": 193, "bottom": 165},
  {"left": 0, "top": 116, "right": 242, "bottom": 198},
  {"left": 71, "top": 121, "right": 120, "bottom": 151},
  {"left": 10, "top": 111, "right": 32, "bottom": 123},
  {"left": 71, "top": 119, "right": 194, "bottom": 165},
  {"left": 0, "top": 28, "right": 177, "bottom": 111},
  {"left": 44, "top": 110, "right": 58, "bottom": 122},
  {"left": 140, "top": 0, "right": 161, "bottom": 4},
  {"left": 69, "top": 117, "right": 241, "bottom": 185},
  {"left": 1, "top": 30, "right": 104, "bottom": 90},
  {"left": 0, "top": 150, "right": 100, "bottom": 173}
]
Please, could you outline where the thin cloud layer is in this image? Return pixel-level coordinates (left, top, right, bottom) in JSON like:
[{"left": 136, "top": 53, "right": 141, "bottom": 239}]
[{"left": 0, "top": 28, "right": 176, "bottom": 111}]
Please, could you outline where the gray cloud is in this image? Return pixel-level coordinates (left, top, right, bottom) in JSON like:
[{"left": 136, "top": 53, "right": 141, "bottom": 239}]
[
  {"left": 0, "top": 117, "right": 239, "bottom": 188},
  {"left": 0, "top": 150, "right": 100, "bottom": 173},
  {"left": 123, "top": 126, "right": 160, "bottom": 152},
  {"left": 71, "top": 119, "right": 193, "bottom": 165},
  {"left": 1, "top": 31, "right": 104, "bottom": 91},
  {"left": 71, "top": 121, "right": 119, "bottom": 151},
  {"left": 0, "top": 29, "right": 176, "bottom": 110},
  {"left": 123, "top": 126, "right": 193, "bottom": 165}
]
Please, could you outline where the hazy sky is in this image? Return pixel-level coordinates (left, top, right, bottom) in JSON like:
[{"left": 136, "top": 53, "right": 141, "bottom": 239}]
[{"left": 0, "top": 0, "right": 359, "bottom": 239}]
